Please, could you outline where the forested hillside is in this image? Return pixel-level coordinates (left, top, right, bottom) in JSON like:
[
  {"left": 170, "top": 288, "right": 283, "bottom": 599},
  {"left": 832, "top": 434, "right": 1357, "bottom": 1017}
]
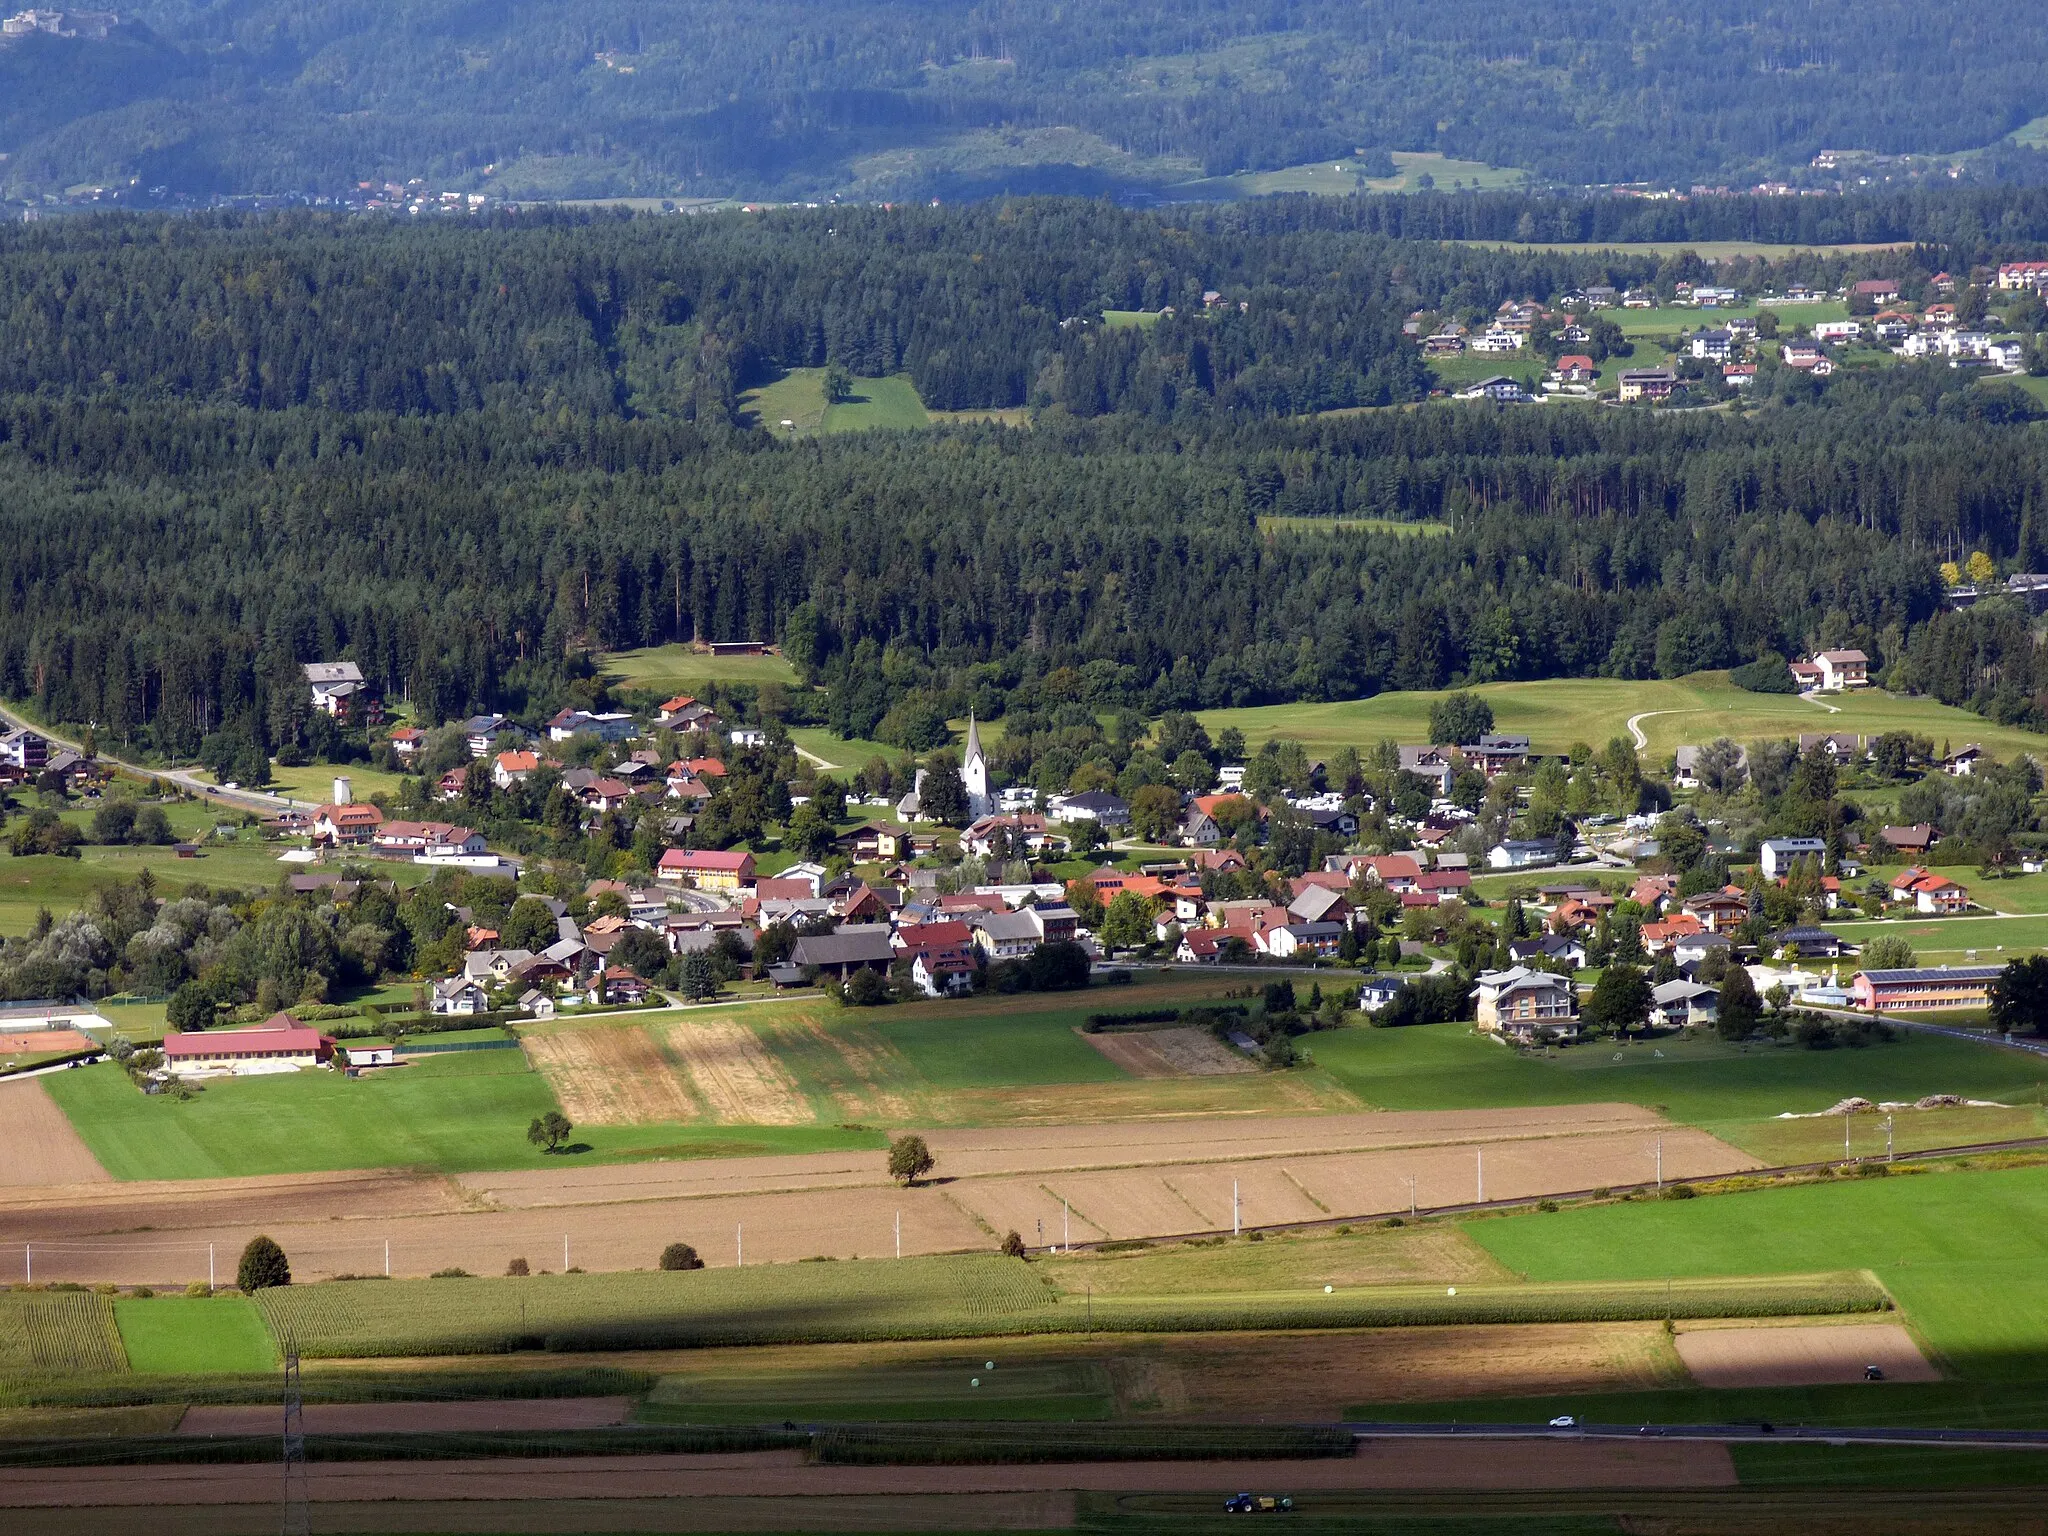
[
  {"left": 1, "top": 203, "right": 2047, "bottom": 768},
  {"left": 3, "top": 0, "right": 2048, "bottom": 200}
]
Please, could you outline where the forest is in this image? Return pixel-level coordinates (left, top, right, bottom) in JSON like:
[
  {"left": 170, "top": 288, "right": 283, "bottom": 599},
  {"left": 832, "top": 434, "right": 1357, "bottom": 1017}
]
[
  {"left": 2, "top": 0, "right": 2048, "bottom": 200},
  {"left": 0, "top": 202, "right": 2046, "bottom": 765}
]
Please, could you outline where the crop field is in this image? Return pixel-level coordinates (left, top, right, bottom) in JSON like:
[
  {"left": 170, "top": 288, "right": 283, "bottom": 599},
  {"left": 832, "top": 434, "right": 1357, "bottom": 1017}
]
[
  {"left": 254, "top": 1257, "right": 1059, "bottom": 1356},
  {"left": 639, "top": 1356, "right": 1118, "bottom": 1423},
  {"left": 113, "top": 1296, "right": 275, "bottom": 1374},
  {"left": 599, "top": 643, "right": 798, "bottom": 696},
  {"left": 0, "top": 1292, "right": 126, "bottom": 1374},
  {"left": 1468, "top": 1159, "right": 2048, "bottom": 1381},
  {"left": 1194, "top": 672, "right": 2048, "bottom": 765}
]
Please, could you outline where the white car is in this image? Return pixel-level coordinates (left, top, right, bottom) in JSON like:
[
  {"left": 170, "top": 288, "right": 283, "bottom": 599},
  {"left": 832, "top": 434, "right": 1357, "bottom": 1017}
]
[{"left": 1548, "top": 1415, "right": 1578, "bottom": 1429}]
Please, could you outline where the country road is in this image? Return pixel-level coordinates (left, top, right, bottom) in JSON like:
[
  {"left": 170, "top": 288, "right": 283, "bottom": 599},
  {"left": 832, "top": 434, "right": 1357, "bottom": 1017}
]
[{"left": 0, "top": 701, "right": 316, "bottom": 815}]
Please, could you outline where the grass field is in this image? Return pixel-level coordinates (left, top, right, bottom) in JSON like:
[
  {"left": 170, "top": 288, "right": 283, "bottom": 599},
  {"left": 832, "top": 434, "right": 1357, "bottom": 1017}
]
[
  {"left": 1468, "top": 1160, "right": 2048, "bottom": 1380},
  {"left": 1613, "top": 301, "right": 1849, "bottom": 339},
  {"left": 1426, "top": 353, "right": 1546, "bottom": 391},
  {"left": 39, "top": 1048, "right": 743, "bottom": 1180},
  {"left": 1101, "top": 309, "right": 1164, "bottom": 329},
  {"left": 600, "top": 644, "right": 799, "bottom": 696},
  {"left": 1173, "top": 150, "right": 1524, "bottom": 199},
  {"left": 638, "top": 1357, "right": 1115, "bottom": 1423},
  {"left": 1308, "top": 1020, "right": 2048, "bottom": 1158},
  {"left": 785, "top": 725, "right": 899, "bottom": 772},
  {"left": 737, "top": 368, "right": 930, "bottom": 435},
  {"left": 0, "top": 1292, "right": 126, "bottom": 1375},
  {"left": 0, "top": 841, "right": 319, "bottom": 937},
  {"left": 113, "top": 1297, "right": 275, "bottom": 1374},
  {"left": 1193, "top": 673, "right": 2048, "bottom": 765}
]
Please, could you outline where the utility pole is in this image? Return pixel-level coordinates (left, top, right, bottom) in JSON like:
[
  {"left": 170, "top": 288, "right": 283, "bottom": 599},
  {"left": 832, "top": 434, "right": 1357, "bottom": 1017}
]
[
  {"left": 281, "top": 1332, "right": 309, "bottom": 1536},
  {"left": 1408, "top": 1175, "right": 1417, "bottom": 1217},
  {"left": 1845, "top": 1115, "right": 1852, "bottom": 1162},
  {"left": 209, "top": 1243, "right": 215, "bottom": 1292},
  {"left": 384, "top": 1239, "right": 390, "bottom": 1279},
  {"left": 1886, "top": 1115, "right": 1895, "bottom": 1164},
  {"left": 1233, "top": 1179, "right": 1241, "bottom": 1236},
  {"left": 737, "top": 1224, "right": 744, "bottom": 1268},
  {"left": 564, "top": 1235, "right": 570, "bottom": 1272},
  {"left": 1656, "top": 1137, "right": 1663, "bottom": 1190},
  {"left": 1476, "top": 1148, "right": 1484, "bottom": 1204},
  {"left": 21, "top": 1245, "right": 27, "bottom": 1285},
  {"left": 895, "top": 1210, "right": 901, "bottom": 1260},
  {"left": 1062, "top": 1199, "right": 1069, "bottom": 1253}
]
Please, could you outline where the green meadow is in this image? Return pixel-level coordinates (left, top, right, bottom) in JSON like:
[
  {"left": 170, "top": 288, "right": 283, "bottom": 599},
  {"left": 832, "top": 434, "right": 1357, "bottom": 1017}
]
[
  {"left": 738, "top": 368, "right": 931, "bottom": 435},
  {"left": 1467, "top": 1160, "right": 2048, "bottom": 1381},
  {"left": 602, "top": 643, "right": 800, "bottom": 695},
  {"left": 1195, "top": 672, "right": 2048, "bottom": 764}
]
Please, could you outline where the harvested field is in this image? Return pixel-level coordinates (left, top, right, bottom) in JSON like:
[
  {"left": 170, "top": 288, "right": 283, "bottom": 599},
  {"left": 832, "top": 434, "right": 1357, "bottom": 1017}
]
[
  {"left": 936, "top": 1073, "right": 1359, "bottom": 1123},
  {"left": 0, "top": 1079, "right": 108, "bottom": 1186},
  {"left": 179, "top": 1397, "right": 632, "bottom": 1435},
  {"left": 658, "top": 1018, "right": 812, "bottom": 1125},
  {"left": 0, "top": 1441, "right": 1736, "bottom": 1509},
  {"left": 522, "top": 1028, "right": 698, "bottom": 1127},
  {"left": 1082, "top": 1028, "right": 1255, "bottom": 1079},
  {"left": 1674, "top": 1321, "right": 1940, "bottom": 1388}
]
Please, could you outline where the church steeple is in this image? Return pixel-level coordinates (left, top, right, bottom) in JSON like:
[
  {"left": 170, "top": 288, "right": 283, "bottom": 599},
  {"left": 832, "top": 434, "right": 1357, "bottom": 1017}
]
[
  {"left": 964, "top": 711, "right": 983, "bottom": 769},
  {"left": 962, "top": 711, "right": 990, "bottom": 817}
]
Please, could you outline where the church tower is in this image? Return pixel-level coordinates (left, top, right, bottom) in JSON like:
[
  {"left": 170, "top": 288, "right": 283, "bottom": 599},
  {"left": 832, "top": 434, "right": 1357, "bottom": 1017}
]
[{"left": 962, "top": 712, "right": 992, "bottom": 819}]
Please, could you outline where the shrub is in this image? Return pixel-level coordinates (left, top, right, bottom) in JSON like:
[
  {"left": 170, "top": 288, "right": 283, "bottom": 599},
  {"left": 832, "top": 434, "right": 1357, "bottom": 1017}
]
[
  {"left": 1000, "top": 1231, "right": 1027, "bottom": 1259},
  {"left": 236, "top": 1236, "right": 290, "bottom": 1292},
  {"left": 1661, "top": 1184, "right": 1698, "bottom": 1200},
  {"left": 1730, "top": 654, "right": 1796, "bottom": 693},
  {"left": 659, "top": 1244, "right": 704, "bottom": 1272},
  {"left": 430, "top": 1268, "right": 474, "bottom": 1279},
  {"left": 504, "top": 1258, "right": 530, "bottom": 1277}
]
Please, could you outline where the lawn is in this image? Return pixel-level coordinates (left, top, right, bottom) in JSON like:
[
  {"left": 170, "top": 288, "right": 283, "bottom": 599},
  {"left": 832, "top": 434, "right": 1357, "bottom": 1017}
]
[
  {"left": 601, "top": 643, "right": 800, "bottom": 696},
  {"left": 1101, "top": 309, "right": 1165, "bottom": 329},
  {"left": 1309, "top": 1021, "right": 2048, "bottom": 1155},
  {"left": 1465, "top": 1160, "right": 2048, "bottom": 1381},
  {"left": 0, "top": 841, "right": 311, "bottom": 937},
  {"left": 865, "top": 999, "right": 1129, "bottom": 1090},
  {"left": 786, "top": 726, "right": 898, "bottom": 773},
  {"left": 822, "top": 375, "right": 929, "bottom": 433},
  {"left": 1194, "top": 673, "right": 2048, "bottom": 765},
  {"left": 1613, "top": 301, "right": 1849, "bottom": 340},
  {"left": 114, "top": 1295, "right": 276, "bottom": 1374}
]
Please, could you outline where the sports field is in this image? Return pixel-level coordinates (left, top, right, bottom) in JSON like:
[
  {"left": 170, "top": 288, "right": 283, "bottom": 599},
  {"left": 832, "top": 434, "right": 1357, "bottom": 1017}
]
[{"left": 1195, "top": 672, "right": 2048, "bottom": 764}]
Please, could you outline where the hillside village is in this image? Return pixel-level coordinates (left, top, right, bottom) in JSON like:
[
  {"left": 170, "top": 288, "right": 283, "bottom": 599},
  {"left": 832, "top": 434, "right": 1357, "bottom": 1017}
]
[
  {"left": 9, "top": 642, "right": 2040, "bottom": 1071},
  {"left": 1420, "top": 262, "right": 2048, "bottom": 405}
]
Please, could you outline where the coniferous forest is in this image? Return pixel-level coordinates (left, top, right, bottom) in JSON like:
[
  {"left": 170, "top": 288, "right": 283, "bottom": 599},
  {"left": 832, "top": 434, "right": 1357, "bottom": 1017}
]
[{"left": 2, "top": 197, "right": 2048, "bottom": 766}]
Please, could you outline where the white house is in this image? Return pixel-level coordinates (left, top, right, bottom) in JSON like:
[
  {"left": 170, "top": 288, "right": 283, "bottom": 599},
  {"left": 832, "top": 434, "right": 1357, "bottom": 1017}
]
[
  {"left": 1812, "top": 650, "right": 1869, "bottom": 690},
  {"left": 1488, "top": 838, "right": 1561, "bottom": 870},
  {"left": 1470, "top": 967, "right": 1578, "bottom": 1040},
  {"left": 1758, "top": 837, "right": 1827, "bottom": 880}
]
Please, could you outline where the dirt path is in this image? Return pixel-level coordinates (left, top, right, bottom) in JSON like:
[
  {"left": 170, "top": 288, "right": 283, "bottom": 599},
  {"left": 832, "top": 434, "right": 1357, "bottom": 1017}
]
[
  {"left": 0, "top": 1441, "right": 1737, "bottom": 1509},
  {"left": 0, "top": 1079, "right": 108, "bottom": 1186}
]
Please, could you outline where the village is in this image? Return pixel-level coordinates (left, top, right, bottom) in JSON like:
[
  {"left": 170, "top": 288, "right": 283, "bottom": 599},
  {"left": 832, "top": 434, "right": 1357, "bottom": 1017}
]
[{"left": 11, "top": 641, "right": 2029, "bottom": 1084}]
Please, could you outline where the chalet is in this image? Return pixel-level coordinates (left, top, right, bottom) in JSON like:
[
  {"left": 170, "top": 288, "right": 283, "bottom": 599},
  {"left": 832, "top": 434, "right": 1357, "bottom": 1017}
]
[
  {"left": 436, "top": 769, "right": 468, "bottom": 801},
  {"left": 1681, "top": 891, "right": 1750, "bottom": 933},
  {"left": 162, "top": 1014, "right": 334, "bottom": 1076},
  {"left": 1758, "top": 837, "right": 1826, "bottom": 880},
  {"left": 493, "top": 750, "right": 540, "bottom": 789},
  {"left": 1813, "top": 650, "right": 1869, "bottom": 690},
  {"left": 1942, "top": 744, "right": 1984, "bottom": 777},
  {"left": 0, "top": 728, "right": 49, "bottom": 771},
  {"left": 656, "top": 694, "right": 701, "bottom": 725},
  {"left": 312, "top": 802, "right": 383, "bottom": 847},
  {"left": 1724, "top": 364, "right": 1758, "bottom": 388},
  {"left": 1851, "top": 964, "right": 1999, "bottom": 1011},
  {"left": 387, "top": 727, "right": 425, "bottom": 760},
  {"left": 1780, "top": 344, "right": 1833, "bottom": 375},
  {"left": 1554, "top": 355, "right": 1597, "bottom": 383},
  {"left": 1879, "top": 824, "right": 1936, "bottom": 857},
  {"left": 1640, "top": 914, "right": 1703, "bottom": 953},
  {"left": 589, "top": 967, "right": 650, "bottom": 1005},
  {"left": 1850, "top": 278, "right": 1900, "bottom": 304},
  {"left": 304, "top": 662, "right": 381, "bottom": 724},
  {"left": 1889, "top": 867, "right": 1969, "bottom": 914},
  {"left": 578, "top": 777, "right": 633, "bottom": 814},
  {"left": 657, "top": 847, "right": 756, "bottom": 891},
  {"left": 1455, "top": 375, "right": 1533, "bottom": 403},
  {"left": 1465, "top": 734, "right": 1532, "bottom": 776},
  {"left": 1471, "top": 967, "right": 1578, "bottom": 1041},
  {"left": 1618, "top": 368, "right": 1677, "bottom": 401},
  {"left": 1788, "top": 660, "right": 1824, "bottom": 689},
  {"left": 547, "top": 709, "right": 638, "bottom": 744},
  {"left": 1358, "top": 976, "right": 1406, "bottom": 1013},
  {"left": 460, "top": 715, "right": 511, "bottom": 756},
  {"left": 1798, "top": 732, "right": 1863, "bottom": 760}
]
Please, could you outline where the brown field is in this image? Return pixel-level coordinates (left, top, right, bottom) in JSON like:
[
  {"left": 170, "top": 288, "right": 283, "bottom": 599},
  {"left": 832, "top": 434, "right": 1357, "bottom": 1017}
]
[
  {"left": 1082, "top": 1027, "right": 1256, "bottom": 1078},
  {"left": 659, "top": 1017, "right": 813, "bottom": 1125},
  {"left": 935, "top": 1072, "right": 1362, "bottom": 1124},
  {"left": 0, "top": 1029, "right": 94, "bottom": 1056},
  {"left": 0, "top": 1439, "right": 1736, "bottom": 1511},
  {"left": 179, "top": 1397, "right": 632, "bottom": 1435},
  {"left": 522, "top": 1028, "right": 700, "bottom": 1127},
  {"left": 1673, "top": 1321, "right": 1940, "bottom": 1388},
  {"left": 0, "top": 1079, "right": 108, "bottom": 1186},
  {"left": 0, "top": 1105, "right": 1757, "bottom": 1282}
]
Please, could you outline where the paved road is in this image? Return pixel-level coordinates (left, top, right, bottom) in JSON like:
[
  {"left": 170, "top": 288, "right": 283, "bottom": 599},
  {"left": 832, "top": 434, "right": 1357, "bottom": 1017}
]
[
  {"left": 1344, "top": 1420, "right": 2048, "bottom": 1449},
  {"left": 0, "top": 701, "right": 313, "bottom": 815}
]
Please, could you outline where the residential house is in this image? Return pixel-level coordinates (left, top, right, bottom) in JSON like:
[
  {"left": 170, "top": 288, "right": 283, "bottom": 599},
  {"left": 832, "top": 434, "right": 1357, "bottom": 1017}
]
[
  {"left": 1681, "top": 891, "right": 1750, "bottom": 933},
  {"left": 1508, "top": 934, "right": 1589, "bottom": 969},
  {"left": 547, "top": 709, "right": 638, "bottom": 744},
  {"left": 1890, "top": 867, "right": 1969, "bottom": 914},
  {"left": 909, "top": 947, "right": 978, "bottom": 997},
  {"left": 1758, "top": 837, "right": 1827, "bottom": 880},
  {"left": 1288, "top": 884, "right": 1350, "bottom": 927},
  {"left": 1554, "top": 354, "right": 1597, "bottom": 383},
  {"left": 1348, "top": 853, "right": 1422, "bottom": 891},
  {"left": 0, "top": 729, "right": 49, "bottom": 771},
  {"left": 1798, "top": 732, "right": 1863, "bottom": 760},
  {"left": 493, "top": 750, "right": 541, "bottom": 790},
  {"left": 657, "top": 848, "right": 756, "bottom": 891},
  {"left": 1723, "top": 363, "right": 1758, "bottom": 388},
  {"left": 1051, "top": 790, "right": 1130, "bottom": 827},
  {"left": 1813, "top": 650, "right": 1870, "bottom": 689},
  {"left": 1690, "top": 329, "right": 1733, "bottom": 361},
  {"left": 1466, "top": 734, "right": 1533, "bottom": 777},
  {"left": 1996, "top": 261, "right": 2048, "bottom": 291},
  {"left": 1470, "top": 967, "right": 1579, "bottom": 1041},
  {"left": 1027, "top": 905, "right": 1080, "bottom": 945},
  {"left": 387, "top": 727, "right": 424, "bottom": 760},
  {"left": 312, "top": 802, "right": 383, "bottom": 847},
  {"left": 460, "top": 715, "right": 510, "bottom": 757},
  {"left": 1397, "top": 745, "right": 1457, "bottom": 797},
  {"left": 430, "top": 978, "right": 490, "bottom": 1015},
  {"left": 1469, "top": 328, "right": 1525, "bottom": 354},
  {"left": 1650, "top": 980, "right": 1719, "bottom": 1029},
  {"left": 588, "top": 967, "right": 651, "bottom": 1006},
  {"left": 1618, "top": 368, "right": 1677, "bottom": 401},
  {"left": 893, "top": 919, "right": 975, "bottom": 954},
  {"left": 1780, "top": 344, "right": 1833, "bottom": 375},
  {"left": 1813, "top": 320, "right": 1863, "bottom": 344},
  {"left": 1851, "top": 964, "right": 2000, "bottom": 1011},
  {"left": 1358, "top": 977, "right": 1406, "bottom": 1013},
  {"left": 1640, "top": 914, "right": 1704, "bottom": 954},
  {"left": 1455, "top": 375, "right": 1533, "bottom": 403},
  {"left": 1770, "top": 925, "right": 1849, "bottom": 959},
  {"left": 1673, "top": 931, "right": 1732, "bottom": 968},
  {"left": 373, "top": 821, "right": 487, "bottom": 860},
  {"left": 1850, "top": 278, "right": 1900, "bottom": 304},
  {"left": 1788, "top": 659, "right": 1825, "bottom": 690},
  {"left": 974, "top": 910, "right": 1045, "bottom": 961},
  {"left": 304, "top": 662, "right": 381, "bottom": 724},
  {"left": 1879, "top": 824, "right": 1936, "bottom": 858},
  {"left": 1487, "top": 838, "right": 1561, "bottom": 870},
  {"left": 1942, "top": 744, "right": 1984, "bottom": 777},
  {"left": 1176, "top": 930, "right": 1229, "bottom": 963},
  {"left": 1260, "top": 921, "right": 1344, "bottom": 959},
  {"left": 578, "top": 777, "right": 633, "bottom": 814}
]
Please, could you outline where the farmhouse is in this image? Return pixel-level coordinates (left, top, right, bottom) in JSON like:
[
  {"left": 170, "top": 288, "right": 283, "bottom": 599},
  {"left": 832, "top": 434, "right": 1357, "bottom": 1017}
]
[
  {"left": 374, "top": 821, "right": 486, "bottom": 860},
  {"left": 1812, "top": 650, "right": 1869, "bottom": 689},
  {"left": 789, "top": 926, "right": 896, "bottom": 979},
  {"left": 312, "top": 802, "right": 383, "bottom": 847},
  {"left": 657, "top": 848, "right": 756, "bottom": 891},
  {"left": 1850, "top": 964, "right": 1999, "bottom": 1012},
  {"left": 162, "top": 1014, "right": 334, "bottom": 1076},
  {"left": 304, "top": 662, "right": 381, "bottom": 724}
]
